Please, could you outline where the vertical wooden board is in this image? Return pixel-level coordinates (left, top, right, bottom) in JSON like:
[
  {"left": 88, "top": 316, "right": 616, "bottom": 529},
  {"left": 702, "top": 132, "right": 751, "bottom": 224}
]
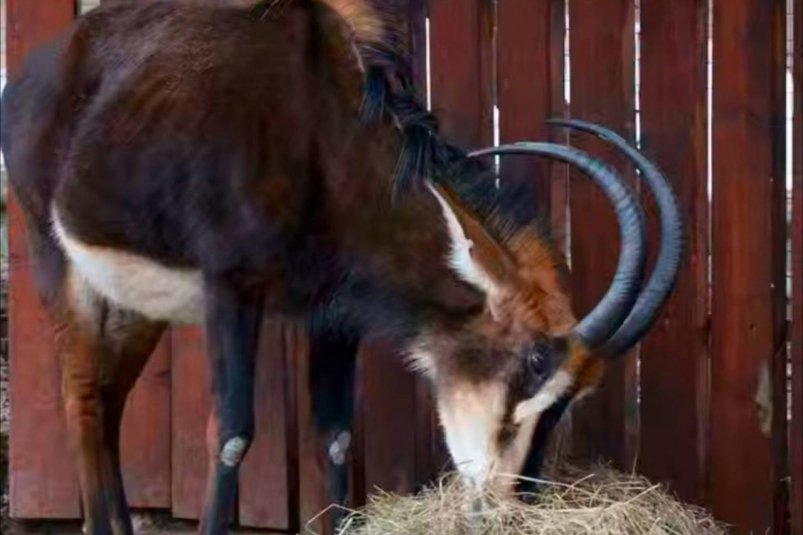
[
  {"left": 288, "top": 323, "right": 329, "bottom": 534},
  {"left": 170, "top": 327, "right": 210, "bottom": 519},
  {"left": 238, "top": 320, "right": 290, "bottom": 530},
  {"left": 403, "top": 0, "right": 441, "bottom": 490},
  {"left": 428, "top": 0, "right": 494, "bottom": 149},
  {"left": 7, "top": 257, "right": 80, "bottom": 518},
  {"left": 357, "top": 0, "right": 428, "bottom": 502},
  {"left": 6, "top": 0, "right": 80, "bottom": 519},
  {"left": 120, "top": 338, "right": 172, "bottom": 508},
  {"left": 428, "top": 0, "right": 495, "bottom": 472},
  {"left": 638, "top": 0, "right": 708, "bottom": 504},
  {"left": 497, "top": 0, "right": 555, "bottom": 209},
  {"left": 791, "top": 0, "right": 802, "bottom": 531},
  {"left": 567, "top": 0, "right": 636, "bottom": 468},
  {"left": 360, "top": 338, "right": 417, "bottom": 495},
  {"left": 710, "top": 0, "right": 788, "bottom": 532},
  {"left": 548, "top": 0, "right": 569, "bottom": 252}
]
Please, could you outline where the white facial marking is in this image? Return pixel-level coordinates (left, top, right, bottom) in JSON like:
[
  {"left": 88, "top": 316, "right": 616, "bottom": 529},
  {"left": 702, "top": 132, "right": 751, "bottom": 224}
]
[
  {"left": 405, "top": 337, "right": 437, "bottom": 379},
  {"left": 513, "top": 370, "right": 574, "bottom": 424},
  {"left": 438, "top": 381, "right": 506, "bottom": 488},
  {"left": 328, "top": 431, "right": 352, "bottom": 466},
  {"left": 220, "top": 437, "right": 249, "bottom": 467},
  {"left": 427, "top": 183, "right": 499, "bottom": 296},
  {"left": 52, "top": 208, "right": 204, "bottom": 324},
  {"left": 494, "top": 412, "right": 539, "bottom": 492}
]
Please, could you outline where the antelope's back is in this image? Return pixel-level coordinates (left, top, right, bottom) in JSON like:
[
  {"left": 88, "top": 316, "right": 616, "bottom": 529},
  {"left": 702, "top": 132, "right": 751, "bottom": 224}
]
[{"left": 2, "top": 0, "right": 359, "bottom": 273}]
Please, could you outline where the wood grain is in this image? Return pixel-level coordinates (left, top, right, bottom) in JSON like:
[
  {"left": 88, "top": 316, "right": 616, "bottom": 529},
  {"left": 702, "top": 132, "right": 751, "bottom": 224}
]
[
  {"left": 360, "top": 338, "right": 417, "bottom": 496},
  {"left": 238, "top": 320, "right": 290, "bottom": 529},
  {"left": 638, "top": 0, "right": 708, "bottom": 504},
  {"left": 6, "top": 0, "right": 80, "bottom": 518},
  {"left": 287, "top": 323, "right": 329, "bottom": 534},
  {"left": 567, "top": 0, "right": 637, "bottom": 469},
  {"left": 120, "top": 338, "right": 172, "bottom": 508},
  {"left": 709, "top": 0, "right": 788, "bottom": 531},
  {"left": 497, "top": 0, "right": 557, "bottom": 210},
  {"left": 170, "top": 327, "right": 210, "bottom": 520},
  {"left": 790, "top": 0, "right": 802, "bottom": 531}
]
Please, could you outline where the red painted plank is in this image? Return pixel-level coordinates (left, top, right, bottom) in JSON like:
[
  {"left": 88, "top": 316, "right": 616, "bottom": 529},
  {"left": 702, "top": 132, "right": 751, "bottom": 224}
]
[
  {"left": 402, "top": 0, "right": 441, "bottom": 490},
  {"left": 791, "top": 0, "right": 802, "bottom": 531},
  {"left": 497, "top": 0, "right": 556, "bottom": 209},
  {"left": 548, "top": 0, "right": 569, "bottom": 253},
  {"left": 6, "top": 0, "right": 80, "bottom": 519},
  {"left": 238, "top": 320, "right": 290, "bottom": 530},
  {"left": 428, "top": 0, "right": 494, "bottom": 149},
  {"left": 428, "top": 0, "right": 495, "bottom": 474},
  {"left": 287, "top": 323, "right": 330, "bottom": 534},
  {"left": 567, "top": 0, "right": 637, "bottom": 469},
  {"left": 638, "top": 0, "right": 708, "bottom": 504},
  {"left": 709, "top": 1, "right": 788, "bottom": 532},
  {"left": 360, "top": 338, "right": 417, "bottom": 495},
  {"left": 170, "top": 327, "right": 210, "bottom": 520},
  {"left": 120, "top": 338, "right": 172, "bottom": 508}
]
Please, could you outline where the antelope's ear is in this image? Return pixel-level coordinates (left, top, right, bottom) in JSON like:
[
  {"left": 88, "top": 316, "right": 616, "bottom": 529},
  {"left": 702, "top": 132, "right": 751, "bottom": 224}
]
[{"left": 427, "top": 182, "right": 519, "bottom": 297}]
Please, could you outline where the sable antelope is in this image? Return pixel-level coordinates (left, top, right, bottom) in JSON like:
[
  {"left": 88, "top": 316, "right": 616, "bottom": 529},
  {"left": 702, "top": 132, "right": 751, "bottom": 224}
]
[{"left": 0, "top": 0, "right": 682, "bottom": 533}]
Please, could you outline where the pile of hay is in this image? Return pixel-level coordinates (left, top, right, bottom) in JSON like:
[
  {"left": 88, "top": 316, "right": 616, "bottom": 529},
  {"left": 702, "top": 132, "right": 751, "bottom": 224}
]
[{"left": 331, "top": 466, "right": 726, "bottom": 535}]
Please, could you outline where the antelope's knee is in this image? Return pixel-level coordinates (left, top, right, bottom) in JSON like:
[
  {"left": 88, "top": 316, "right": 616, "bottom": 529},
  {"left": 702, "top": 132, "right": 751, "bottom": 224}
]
[
  {"left": 327, "top": 430, "right": 352, "bottom": 466},
  {"left": 219, "top": 436, "right": 250, "bottom": 468}
]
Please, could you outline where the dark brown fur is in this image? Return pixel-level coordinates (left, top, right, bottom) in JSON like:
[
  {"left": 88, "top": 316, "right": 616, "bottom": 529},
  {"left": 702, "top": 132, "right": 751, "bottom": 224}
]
[{"left": 2, "top": 1, "right": 578, "bottom": 533}]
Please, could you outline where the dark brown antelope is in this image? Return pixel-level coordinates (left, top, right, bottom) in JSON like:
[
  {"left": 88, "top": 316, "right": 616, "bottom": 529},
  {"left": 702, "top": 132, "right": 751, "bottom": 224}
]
[{"left": 0, "top": 0, "right": 682, "bottom": 533}]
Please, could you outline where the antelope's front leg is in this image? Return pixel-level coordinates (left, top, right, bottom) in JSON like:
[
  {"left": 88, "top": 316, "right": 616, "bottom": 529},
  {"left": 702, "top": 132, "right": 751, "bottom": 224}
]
[{"left": 199, "top": 279, "right": 264, "bottom": 535}]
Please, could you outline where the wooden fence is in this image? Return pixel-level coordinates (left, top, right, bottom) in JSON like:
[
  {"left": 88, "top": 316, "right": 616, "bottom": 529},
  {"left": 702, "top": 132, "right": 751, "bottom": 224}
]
[{"left": 4, "top": 0, "right": 802, "bottom": 534}]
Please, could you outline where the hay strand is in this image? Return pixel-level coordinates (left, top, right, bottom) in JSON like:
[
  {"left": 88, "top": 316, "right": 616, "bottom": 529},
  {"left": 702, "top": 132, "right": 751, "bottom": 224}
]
[{"left": 326, "top": 465, "right": 727, "bottom": 535}]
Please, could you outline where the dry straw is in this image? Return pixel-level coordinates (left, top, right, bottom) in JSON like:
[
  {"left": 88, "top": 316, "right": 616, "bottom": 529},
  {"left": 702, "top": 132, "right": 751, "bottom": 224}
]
[{"left": 320, "top": 465, "right": 726, "bottom": 535}]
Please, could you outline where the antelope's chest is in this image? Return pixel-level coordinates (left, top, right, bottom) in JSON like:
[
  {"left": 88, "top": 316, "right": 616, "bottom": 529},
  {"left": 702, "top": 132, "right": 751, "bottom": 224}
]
[{"left": 53, "top": 211, "right": 205, "bottom": 324}]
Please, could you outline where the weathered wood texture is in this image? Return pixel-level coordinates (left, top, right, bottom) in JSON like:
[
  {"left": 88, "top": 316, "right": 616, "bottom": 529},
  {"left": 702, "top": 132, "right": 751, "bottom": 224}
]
[
  {"left": 238, "top": 320, "right": 290, "bottom": 530},
  {"left": 791, "top": 0, "right": 803, "bottom": 532},
  {"left": 120, "top": 339, "right": 171, "bottom": 509},
  {"left": 405, "top": 0, "right": 441, "bottom": 490},
  {"left": 497, "top": 0, "right": 557, "bottom": 210},
  {"left": 709, "top": 0, "right": 789, "bottom": 532},
  {"left": 428, "top": 0, "right": 494, "bottom": 149},
  {"left": 567, "top": 0, "right": 637, "bottom": 469},
  {"left": 170, "top": 327, "right": 210, "bottom": 520},
  {"left": 5, "top": 0, "right": 81, "bottom": 519},
  {"left": 6, "top": 0, "right": 801, "bottom": 532},
  {"left": 547, "top": 0, "right": 569, "bottom": 251},
  {"left": 637, "top": 0, "right": 708, "bottom": 504}
]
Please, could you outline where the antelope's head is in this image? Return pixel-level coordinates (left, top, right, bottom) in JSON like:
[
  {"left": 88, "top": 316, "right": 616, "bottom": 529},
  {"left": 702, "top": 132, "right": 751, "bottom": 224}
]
[{"left": 412, "top": 120, "right": 683, "bottom": 497}]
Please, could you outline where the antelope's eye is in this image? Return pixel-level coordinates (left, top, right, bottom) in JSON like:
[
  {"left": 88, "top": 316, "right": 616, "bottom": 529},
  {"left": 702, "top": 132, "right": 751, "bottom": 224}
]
[{"left": 527, "top": 340, "right": 553, "bottom": 381}]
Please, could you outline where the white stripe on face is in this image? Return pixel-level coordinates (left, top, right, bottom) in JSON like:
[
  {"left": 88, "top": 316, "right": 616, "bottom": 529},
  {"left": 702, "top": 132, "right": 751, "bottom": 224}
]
[
  {"left": 437, "top": 380, "right": 507, "bottom": 488},
  {"left": 513, "top": 369, "right": 574, "bottom": 424}
]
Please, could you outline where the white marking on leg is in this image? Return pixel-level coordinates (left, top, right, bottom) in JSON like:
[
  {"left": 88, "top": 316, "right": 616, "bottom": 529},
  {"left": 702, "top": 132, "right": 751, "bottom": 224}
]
[
  {"left": 220, "top": 437, "right": 249, "bottom": 467},
  {"left": 328, "top": 430, "right": 352, "bottom": 466}
]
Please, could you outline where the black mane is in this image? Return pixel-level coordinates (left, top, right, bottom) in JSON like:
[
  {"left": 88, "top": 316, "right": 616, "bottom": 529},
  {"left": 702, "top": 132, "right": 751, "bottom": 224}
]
[{"left": 358, "top": 42, "right": 551, "bottom": 246}]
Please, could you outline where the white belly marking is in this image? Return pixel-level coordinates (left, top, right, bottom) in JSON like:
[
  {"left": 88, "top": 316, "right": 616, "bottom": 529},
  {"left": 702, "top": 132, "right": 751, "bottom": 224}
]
[{"left": 52, "top": 209, "right": 204, "bottom": 324}]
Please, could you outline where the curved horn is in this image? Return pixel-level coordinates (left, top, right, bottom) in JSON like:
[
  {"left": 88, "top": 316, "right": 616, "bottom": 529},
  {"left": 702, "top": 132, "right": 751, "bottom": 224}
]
[
  {"left": 467, "top": 143, "right": 646, "bottom": 350},
  {"left": 546, "top": 119, "right": 684, "bottom": 357}
]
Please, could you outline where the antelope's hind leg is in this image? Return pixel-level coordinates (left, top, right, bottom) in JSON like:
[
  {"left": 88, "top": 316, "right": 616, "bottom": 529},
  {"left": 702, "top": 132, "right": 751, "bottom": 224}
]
[
  {"left": 309, "top": 326, "right": 360, "bottom": 531},
  {"left": 59, "top": 272, "right": 166, "bottom": 535},
  {"left": 198, "top": 280, "right": 264, "bottom": 535}
]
